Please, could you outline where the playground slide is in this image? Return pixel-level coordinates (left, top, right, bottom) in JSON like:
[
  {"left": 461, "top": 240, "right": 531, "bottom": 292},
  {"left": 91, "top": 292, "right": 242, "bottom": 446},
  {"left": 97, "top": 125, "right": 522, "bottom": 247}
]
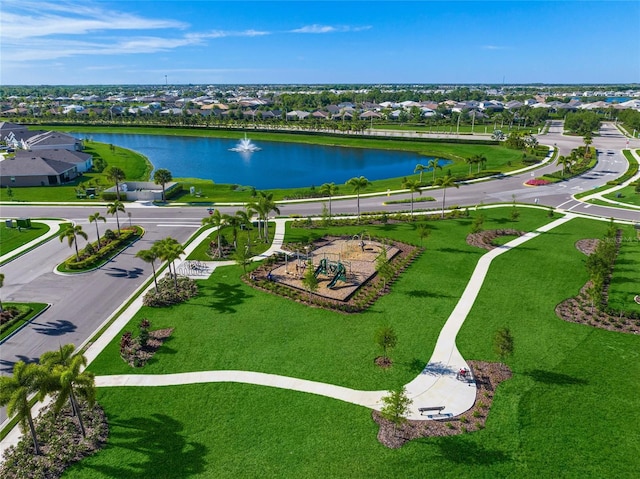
[{"left": 327, "top": 263, "right": 346, "bottom": 289}]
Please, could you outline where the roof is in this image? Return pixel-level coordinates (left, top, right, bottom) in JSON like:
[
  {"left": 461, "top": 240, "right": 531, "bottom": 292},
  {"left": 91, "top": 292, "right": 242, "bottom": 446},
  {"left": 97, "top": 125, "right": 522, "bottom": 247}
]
[
  {"left": 0, "top": 155, "right": 76, "bottom": 176},
  {"left": 15, "top": 148, "right": 92, "bottom": 165}
]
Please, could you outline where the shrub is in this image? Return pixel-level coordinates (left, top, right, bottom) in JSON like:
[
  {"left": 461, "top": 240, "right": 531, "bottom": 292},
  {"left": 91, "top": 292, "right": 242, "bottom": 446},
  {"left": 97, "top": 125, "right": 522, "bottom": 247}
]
[{"left": 104, "top": 229, "right": 116, "bottom": 240}]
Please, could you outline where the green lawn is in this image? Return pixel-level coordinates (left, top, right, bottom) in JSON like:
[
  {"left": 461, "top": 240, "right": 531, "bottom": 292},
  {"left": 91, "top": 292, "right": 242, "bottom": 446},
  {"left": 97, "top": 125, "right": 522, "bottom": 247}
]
[
  {"left": 373, "top": 122, "right": 538, "bottom": 135},
  {"left": 0, "top": 302, "right": 49, "bottom": 341},
  {"left": 607, "top": 231, "right": 640, "bottom": 314},
  {"left": 187, "top": 222, "right": 274, "bottom": 261},
  {"left": 88, "top": 208, "right": 552, "bottom": 391},
  {"left": 64, "top": 213, "right": 640, "bottom": 478},
  {"left": 602, "top": 186, "right": 640, "bottom": 206},
  {"left": 0, "top": 222, "right": 50, "bottom": 257},
  {"left": 0, "top": 142, "right": 151, "bottom": 203}
]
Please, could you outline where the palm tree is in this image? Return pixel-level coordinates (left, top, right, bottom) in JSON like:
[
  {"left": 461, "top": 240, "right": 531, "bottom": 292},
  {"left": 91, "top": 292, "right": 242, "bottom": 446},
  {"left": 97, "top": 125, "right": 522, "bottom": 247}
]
[
  {"left": 155, "top": 237, "right": 185, "bottom": 290},
  {"left": 246, "top": 198, "right": 266, "bottom": 241},
  {"left": 465, "top": 156, "right": 476, "bottom": 175},
  {"left": 475, "top": 154, "right": 487, "bottom": 173},
  {"left": 136, "top": 248, "right": 160, "bottom": 293},
  {"left": 434, "top": 174, "right": 459, "bottom": 218},
  {"left": 88, "top": 212, "right": 106, "bottom": 249},
  {"left": 402, "top": 178, "right": 422, "bottom": 217},
  {"left": 235, "top": 209, "right": 253, "bottom": 249},
  {"left": 414, "top": 163, "right": 427, "bottom": 183},
  {"left": 346, "top": 176, "right": 371, "bottom": 221},
  {"left": 583, "top": 134, "right": 593, "bottom": 159},
  {"left": 556, "top": 155, "right": 572, "bottom": 178},
  {"left": 59, "top": 224, "right": 88, "bottom": 262},
  {"left": 107, "top": 200, "right": 125, "bottom": 235},
  {"left": 427, "top": 158, "right": 442, "bottom": 182},
  {"left": 416, "top": 223, "right": 431, "bottom": 247},
  {"left": 256, "top": 191, "right": 280, "bottom": 243},
  {"left": 202, "top": 209, "right": 227, "bottom": 257},
  {"left": 319, "top": 182, "right": 339, "bottom": 219},
  {"left": 107, "top": 166, "right": 126, "bottom": 201},
  {"left": 224, "top": 213, "right": 242, "bottom": 250},
  {"left": 153, "top": 168, "right": 173, "bottom": 201},
  {"left": 0, "top": 361, "right": 47, "bottom": 455},
  {"left": 40, "top": 345, "right": 95, "bottom": 438},
  {"left": 0, "top": 273, "right": 4, "bottom": 312}
]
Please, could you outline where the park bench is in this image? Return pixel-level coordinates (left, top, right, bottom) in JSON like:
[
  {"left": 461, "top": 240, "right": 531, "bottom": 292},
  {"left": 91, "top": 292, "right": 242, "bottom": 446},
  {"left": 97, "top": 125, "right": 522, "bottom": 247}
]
[{"left": 418, "top": 406, "right": 445, "bottom": 415}]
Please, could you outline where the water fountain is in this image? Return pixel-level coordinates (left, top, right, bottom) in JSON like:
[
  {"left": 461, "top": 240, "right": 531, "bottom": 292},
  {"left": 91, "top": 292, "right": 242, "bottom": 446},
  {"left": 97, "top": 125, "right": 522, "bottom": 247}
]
[{"left": 229, "top": 134, "right": 261, "bottom": 153}]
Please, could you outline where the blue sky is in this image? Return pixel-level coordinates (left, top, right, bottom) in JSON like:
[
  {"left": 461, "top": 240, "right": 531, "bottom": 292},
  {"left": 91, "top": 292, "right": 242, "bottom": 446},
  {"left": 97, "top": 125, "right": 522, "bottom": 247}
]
[{"left": 1, "top": 0, "right": 639, "bottom": 85}]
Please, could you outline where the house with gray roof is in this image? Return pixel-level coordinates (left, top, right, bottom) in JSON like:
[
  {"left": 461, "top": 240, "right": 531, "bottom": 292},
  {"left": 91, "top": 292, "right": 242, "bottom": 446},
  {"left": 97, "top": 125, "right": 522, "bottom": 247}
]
[{"left": 1, "top": 148, "right": 92, "bottom": 187}]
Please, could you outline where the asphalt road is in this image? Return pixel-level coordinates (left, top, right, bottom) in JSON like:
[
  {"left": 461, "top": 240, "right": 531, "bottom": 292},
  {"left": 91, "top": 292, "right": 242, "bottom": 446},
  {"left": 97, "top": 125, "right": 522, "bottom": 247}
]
[{"left": 0, "top": 121, "right": 638, "bottom": 423}]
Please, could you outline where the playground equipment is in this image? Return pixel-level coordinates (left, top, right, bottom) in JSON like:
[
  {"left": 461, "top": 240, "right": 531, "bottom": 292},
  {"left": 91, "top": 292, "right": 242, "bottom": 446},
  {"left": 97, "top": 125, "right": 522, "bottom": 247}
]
[{"left": 314, "top": 258, "right": 348, "bottom": 289}]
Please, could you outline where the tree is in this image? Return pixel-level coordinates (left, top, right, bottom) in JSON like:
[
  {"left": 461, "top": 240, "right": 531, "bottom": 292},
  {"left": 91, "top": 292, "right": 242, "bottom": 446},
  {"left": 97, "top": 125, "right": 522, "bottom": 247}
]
[
  {"left": 0, "top": 361, "right": 47, "bottom": 455},
  {"left": 374, "top": 325, "right": 398, "bottom": 361},
  {"left": 465, "top": 156, "right": 476, "bottom": 175},
  {"left": 235, "top": 208, "right": 253, "bottom": 249},
  {"left": 402, "top": 178, "right": 422, "bottom": 217},
  {"left": 556, "top": 155, "right": 572, "bottom": 178},
  {"left": 155, "top": 237, "right": 185, "bottom": 290},
  {"left": 319, "top": 182, "right": 339, "bottom": 220},
  {"left": 249, "top": 191, "right": 280, "bottom": 243},
  {"left": 202, "top": 209, "right": 227, "bottom": 257},
  {"left": 233, "top": 244, "right": 252, "bottom": 274},
  {"left": 59, "top": 224, "right": 88, "bottom": 262},
  {"left": 473, "top": 154, "right": 487, "bottom": 173},
  {"left": 414, "top": 163, "right": 427, "bottom": 183},
  {"left": 301, "top": 259, "right": 319, "bottom": 299},
  {"left": 107, "top": 200, "right": 126, "bottom": 236},
  {"left": 380, "top": 387, "right": 413, "bottom": 435},
  {"left": 416, "top": 223, "right": 431, "bottom": 247},
  {"left": 40, "top": 345, "right": 96, "bottom": 438},
  {"left": 346, "top": 176, "right": 371, "bottom": 221},
  {"left": 375, "top": 246, "right": 394, "bottom": 289},
  {"left": 136, "top": 248, "right": 160, "bottom": 293},
  {"left": 0, "top": 273, "right": 4, "bottom": 312},
  {"left": 583, "top": 134, "right": 593, "bottom": 159},
  {"left": 493, "top": 327, "right": 514, "bottom": 361},
  {"left": 106, "top": 166, "right": 126, "bottom": 200},
  {"left": 153, "top": 168, "right": 173, "bottom": 201},
  {"left": 427, "top": 158, "right": 442, "bottom": 182},
  {"left": 434, "top": 175, "right": 459, "bottom": 218},
  {"left": 88, "top": 212, "right": 106, "bottom": 249}
]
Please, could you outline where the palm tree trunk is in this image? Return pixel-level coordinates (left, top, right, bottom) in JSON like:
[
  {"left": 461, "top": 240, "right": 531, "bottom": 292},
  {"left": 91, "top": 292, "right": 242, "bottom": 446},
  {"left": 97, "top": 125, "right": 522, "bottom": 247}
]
[
  {"left": 70, "top": 391, "right": 86, "bottom": 438},
  {"left": 94, "top": 222, "right": 101, "bottom": 249},
  {"left": 26, "top": 413, "right": 41, "bottom": 455},
  {"left": 151, "top": 261, "right": 159, "bottom": 293},
  {"left": 74, "top": 238, "right": 80, "bottom": 261},
  {"left": 441, "top": 188, "right": 447, "bottom": 218},
  {"left": 115, "top": 212, "right": 121, "bottom": 235}
]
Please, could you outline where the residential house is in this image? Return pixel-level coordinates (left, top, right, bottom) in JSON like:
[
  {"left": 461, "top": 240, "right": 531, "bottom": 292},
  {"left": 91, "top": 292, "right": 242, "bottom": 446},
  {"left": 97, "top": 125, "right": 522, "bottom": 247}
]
[{"left": 0, "top": 148, "right": 92, "bottom": 187}]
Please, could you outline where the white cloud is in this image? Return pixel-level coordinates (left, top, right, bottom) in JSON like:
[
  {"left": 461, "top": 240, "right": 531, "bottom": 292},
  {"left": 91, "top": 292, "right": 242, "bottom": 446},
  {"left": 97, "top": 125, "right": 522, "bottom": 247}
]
[
  {"left": 290, "top": 24, "right": 372, "bottom": 34},
  {"left": 482, "top": 45, "right": 509, "bottom": 50},
  {"left": 0, "top": 1, "right": 187, "bottom": 39}
]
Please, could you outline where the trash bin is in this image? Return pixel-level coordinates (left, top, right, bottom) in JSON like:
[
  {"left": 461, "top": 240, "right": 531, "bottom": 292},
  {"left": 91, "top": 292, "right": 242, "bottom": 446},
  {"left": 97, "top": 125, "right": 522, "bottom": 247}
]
[
  {"left": 16, "top": 218, "right": 31, "bottom": 229},
  {"left": 5, "top": 219, "right": 13, "bottom": 228}
]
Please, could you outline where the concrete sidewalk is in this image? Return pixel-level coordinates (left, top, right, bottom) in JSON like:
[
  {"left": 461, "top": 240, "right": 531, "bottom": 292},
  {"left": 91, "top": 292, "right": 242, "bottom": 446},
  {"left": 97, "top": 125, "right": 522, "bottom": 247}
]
[
  {"left": 0, "top": 212, "right": 575, "bottom": 457},
  {"left": 94, "top": 214, "right": 576, "bottom": 421}
]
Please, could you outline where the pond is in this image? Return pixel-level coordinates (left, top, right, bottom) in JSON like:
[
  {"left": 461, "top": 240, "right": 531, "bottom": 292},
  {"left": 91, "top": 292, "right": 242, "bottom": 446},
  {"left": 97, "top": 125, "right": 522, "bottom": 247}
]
[{"left": 78, "top": 133, "right": 450, "bottom": 189}]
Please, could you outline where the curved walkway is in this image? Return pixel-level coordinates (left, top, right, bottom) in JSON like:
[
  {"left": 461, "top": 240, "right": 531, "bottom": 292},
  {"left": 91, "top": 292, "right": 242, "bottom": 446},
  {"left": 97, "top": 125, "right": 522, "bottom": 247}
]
[{"left": 94, "top": 213, "right": 576, "bottom": 421}]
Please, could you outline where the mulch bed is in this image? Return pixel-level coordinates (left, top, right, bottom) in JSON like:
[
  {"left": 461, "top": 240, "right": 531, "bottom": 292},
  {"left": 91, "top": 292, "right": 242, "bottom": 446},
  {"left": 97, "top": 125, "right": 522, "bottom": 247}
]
[
  {"left": 121, "top": 328, "right": 174, "bottom": 367},
  {"left": 244, "top": 236, "right": 421, "bottom": 313},
  {"left": 466, "top": 229, "right": 525, "bottom": 250},
  {"left": 555, "top": 239, "right": 640, "bottom": 334},
  {"left": 373, "top": 361, "right": 512, "bottom": 449},
  {"left": 0, "top": 401, "right": 108, "bottom": 479}
]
